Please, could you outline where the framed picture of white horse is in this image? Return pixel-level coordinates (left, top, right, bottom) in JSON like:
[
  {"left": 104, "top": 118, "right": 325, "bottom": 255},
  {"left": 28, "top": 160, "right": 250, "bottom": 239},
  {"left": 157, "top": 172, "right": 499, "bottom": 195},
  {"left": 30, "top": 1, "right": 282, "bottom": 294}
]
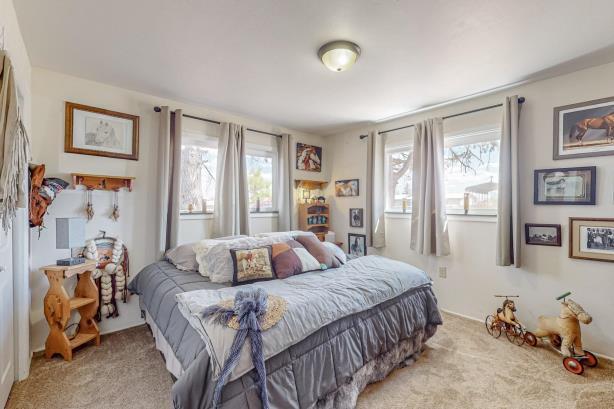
[
  {"left": 65, "top": 102, "right": 140, "bottom": 160},
  {"left": 554, "top": 96, "right": 614, "bottom": 159},
  {"left": 569, "top": 217, "right": 614, "bottom": 263}
]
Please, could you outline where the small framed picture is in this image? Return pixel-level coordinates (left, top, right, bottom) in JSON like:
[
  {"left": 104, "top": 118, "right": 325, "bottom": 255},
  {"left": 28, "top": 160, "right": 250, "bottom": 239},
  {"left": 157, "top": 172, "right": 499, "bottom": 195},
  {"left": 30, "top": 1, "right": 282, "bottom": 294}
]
[
  {"left": 534, "top": 166, "right": 596, "bottom": 205},
  {"left": 65, "top": 102, "right": 139, "bottom": 160},
  {"left": 554, "top": 96, "right": 614, "bottom": 160},
  {"left": 569, "top": 218, "right": 614, "bottom": 263},
  {"left": 348, "top": 233, "right": 367, "bottom": 257},
  {"left": 335, "top": 179, "right": 359, "bottom": 197},
  {"left": 349, "top": 208, "right": 363, "bottom": 228},
  {"left": 525, "top": 224, "right": 562, "bottom": 247},
  {"left": 296, "top": 143, "right": 322, "bottom": 172}
]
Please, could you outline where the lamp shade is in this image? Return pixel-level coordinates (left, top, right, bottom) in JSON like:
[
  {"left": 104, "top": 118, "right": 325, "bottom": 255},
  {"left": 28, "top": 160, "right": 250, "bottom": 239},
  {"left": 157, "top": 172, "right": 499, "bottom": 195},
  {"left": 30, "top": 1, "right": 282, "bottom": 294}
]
[
  {"left": 318, "top": 40, "right": 361, "bottom": 72},
  {"left": 56, "top": 217, "right": 86, "bottom": 249}
]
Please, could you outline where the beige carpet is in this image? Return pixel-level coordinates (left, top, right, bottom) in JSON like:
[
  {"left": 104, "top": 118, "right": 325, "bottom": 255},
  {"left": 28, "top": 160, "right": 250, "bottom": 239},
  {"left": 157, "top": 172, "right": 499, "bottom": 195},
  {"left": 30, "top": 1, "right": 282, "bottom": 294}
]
[{"left": 7, "top": 312, "right": 614, "bottom": 409}]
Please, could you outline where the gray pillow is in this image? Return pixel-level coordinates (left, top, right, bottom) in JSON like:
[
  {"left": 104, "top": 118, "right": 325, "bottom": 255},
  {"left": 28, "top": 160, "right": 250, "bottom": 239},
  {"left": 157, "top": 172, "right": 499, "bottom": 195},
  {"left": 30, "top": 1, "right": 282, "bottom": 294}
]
[{"left": 166, "top": 235, "right": 247, "bottom": 272}]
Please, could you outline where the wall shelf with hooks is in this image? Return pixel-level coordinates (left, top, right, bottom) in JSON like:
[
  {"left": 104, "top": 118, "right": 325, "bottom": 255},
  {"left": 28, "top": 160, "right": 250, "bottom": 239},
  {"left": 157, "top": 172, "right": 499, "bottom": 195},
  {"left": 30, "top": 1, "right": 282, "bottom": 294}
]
[{"left": 71, "top": 173, "right": 135, "bottom": 191}]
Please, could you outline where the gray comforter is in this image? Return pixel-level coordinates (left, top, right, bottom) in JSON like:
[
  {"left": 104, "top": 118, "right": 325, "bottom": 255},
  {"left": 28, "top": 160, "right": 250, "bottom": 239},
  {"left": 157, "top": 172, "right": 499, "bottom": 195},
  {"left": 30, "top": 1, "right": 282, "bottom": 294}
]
[{"left": 128, "top": 260, "right": 442, "bottom": 409}]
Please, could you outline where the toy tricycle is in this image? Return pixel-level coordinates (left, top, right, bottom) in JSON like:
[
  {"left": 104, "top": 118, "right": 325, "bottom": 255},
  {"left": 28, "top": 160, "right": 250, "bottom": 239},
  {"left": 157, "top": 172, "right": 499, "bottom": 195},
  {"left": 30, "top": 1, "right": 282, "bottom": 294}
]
[
  {"left": 528, "top": 292, "right": 598, "bottom": 375},
  {"left": 485, "top": 295, "right": 537, "bottom": 346}
]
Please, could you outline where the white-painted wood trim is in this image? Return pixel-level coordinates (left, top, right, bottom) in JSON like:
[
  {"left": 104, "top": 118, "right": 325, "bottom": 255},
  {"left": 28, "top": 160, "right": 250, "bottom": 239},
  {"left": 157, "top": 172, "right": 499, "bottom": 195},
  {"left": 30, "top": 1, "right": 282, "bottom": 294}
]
[{"left": 13, "top": 209, "right": 30, "bottom": 380}]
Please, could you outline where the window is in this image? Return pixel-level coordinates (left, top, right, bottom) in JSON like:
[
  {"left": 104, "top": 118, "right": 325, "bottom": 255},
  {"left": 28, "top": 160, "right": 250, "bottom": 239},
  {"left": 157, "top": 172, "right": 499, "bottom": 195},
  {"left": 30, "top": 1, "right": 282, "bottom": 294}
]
[
  {"left": 246, "top": 151, "right": 275, "bottom": 212},
  {"left": 180, "top": 135, "right": 217, "bottom": 213},
  {"left": 385, "top": 146, "right": 413, "bottom": 212},
  {"left": 444, "top": 128, "right": 500, "bottom": 214}
]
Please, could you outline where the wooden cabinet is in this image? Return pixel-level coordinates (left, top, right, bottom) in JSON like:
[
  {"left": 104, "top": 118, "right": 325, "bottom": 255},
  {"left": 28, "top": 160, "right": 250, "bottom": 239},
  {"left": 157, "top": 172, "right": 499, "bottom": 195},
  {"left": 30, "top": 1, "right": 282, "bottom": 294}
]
[{"left": 298, "top": 203, "right": 329, "bottom": 241}]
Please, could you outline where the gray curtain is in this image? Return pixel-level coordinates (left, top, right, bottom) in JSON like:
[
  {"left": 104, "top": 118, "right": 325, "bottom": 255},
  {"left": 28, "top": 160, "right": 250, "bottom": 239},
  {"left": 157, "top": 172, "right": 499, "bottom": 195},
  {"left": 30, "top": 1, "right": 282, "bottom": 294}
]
[
  {"left": 410, "top": 118, "right": 450, "bottom": 256},
  {"left": 496, "top": 96, "right": 521, "bottom": 267},
  {"left": 276, "top": 133, "right": 292, "bottom": 231},
  {"left": 157, "top": 107, "right": 182, "bottom": 256},
  {"left": 366, "top": 130, "right": 386, "bottom": 248},
  {"left": 0, "top": 51, "right": 30, "bottom": 232},
  {"left": 214, "top": 122, "right": 250, "bottom": 237}
]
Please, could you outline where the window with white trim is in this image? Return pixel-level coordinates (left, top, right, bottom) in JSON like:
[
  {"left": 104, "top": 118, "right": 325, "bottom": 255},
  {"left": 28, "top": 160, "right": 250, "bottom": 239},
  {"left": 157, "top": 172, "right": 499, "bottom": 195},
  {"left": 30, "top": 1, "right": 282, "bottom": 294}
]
[
  {"left": 385, "top": 145, "right": 413, "bottom": 212},
  {"left": 180, "top": 133, "right": 218, "bottom": 214},
  {"left": 443, "top": 128, "right": 500, "bottom": 215},
  {"left": 246, "top": 146, "right": 277, "bottom": 213}
]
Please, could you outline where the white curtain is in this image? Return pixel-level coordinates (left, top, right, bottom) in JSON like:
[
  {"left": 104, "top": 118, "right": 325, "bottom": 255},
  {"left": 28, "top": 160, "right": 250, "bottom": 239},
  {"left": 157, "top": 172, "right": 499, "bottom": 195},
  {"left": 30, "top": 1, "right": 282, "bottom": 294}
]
[
  {"left": 276, "top": 133, "right": 292, "bottom": 231},
  {"left": 410, "top": 118, "right": 450, "bottom": 256},
  {"left": 366, "top": 130, "right": 386, "bottom": 248},
  {"left": 0, "top": 51, "right": 30, "bottom": 232},
  {"left": 214, "top": 122, "right": 250, "bottom": 237},
  {"left": 157, "top": 107, "right": 182, "bottom": 256},
  {"left": 496, "top": 96, "right": 521, "bottom": 267}
]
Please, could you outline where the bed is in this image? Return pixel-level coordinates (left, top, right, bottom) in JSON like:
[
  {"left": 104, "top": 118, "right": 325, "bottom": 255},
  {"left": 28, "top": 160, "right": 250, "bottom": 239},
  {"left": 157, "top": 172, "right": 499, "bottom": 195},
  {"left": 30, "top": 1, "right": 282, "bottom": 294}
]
[{"left": 128, "top": 256, "right": 442, "bottom": 409}]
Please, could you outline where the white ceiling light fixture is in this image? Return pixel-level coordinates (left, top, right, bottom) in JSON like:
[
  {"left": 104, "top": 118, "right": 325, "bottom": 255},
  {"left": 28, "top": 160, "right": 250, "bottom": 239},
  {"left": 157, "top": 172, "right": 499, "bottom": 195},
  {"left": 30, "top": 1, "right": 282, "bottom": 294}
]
[{"left": 318, "top": 40, "right": 361, "bottom": 72}]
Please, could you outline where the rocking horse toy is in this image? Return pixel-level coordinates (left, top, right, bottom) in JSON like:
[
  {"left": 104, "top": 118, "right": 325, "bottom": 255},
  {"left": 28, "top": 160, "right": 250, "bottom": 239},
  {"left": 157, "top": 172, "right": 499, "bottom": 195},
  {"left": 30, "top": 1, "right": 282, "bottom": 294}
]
[
  {"left": 529, "top": 292, "right": 598, "bottom": 375},
  {"left": 485, "top": 295, "right": 536, "bottom": 346}
]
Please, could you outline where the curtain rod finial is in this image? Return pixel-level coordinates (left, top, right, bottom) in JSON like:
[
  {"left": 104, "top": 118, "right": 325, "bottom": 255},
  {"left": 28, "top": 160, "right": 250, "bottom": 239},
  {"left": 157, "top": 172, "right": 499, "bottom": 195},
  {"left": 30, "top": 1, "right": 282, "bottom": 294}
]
[
  {"left": 359, "top": 134, "right": 368, "bottom": 140},
  {"left": 154, "top": 106, "right": 162, "bottom": 112},
  {"left": 518, "top": 97, "right": 525, "bottom": 103}
]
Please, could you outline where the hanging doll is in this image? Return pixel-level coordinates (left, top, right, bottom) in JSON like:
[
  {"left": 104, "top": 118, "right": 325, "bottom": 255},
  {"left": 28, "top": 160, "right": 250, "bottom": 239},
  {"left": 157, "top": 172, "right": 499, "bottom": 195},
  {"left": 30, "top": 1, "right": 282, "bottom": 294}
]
[{"left": 83, "top": 233, "right": 129, "bottom": 319}]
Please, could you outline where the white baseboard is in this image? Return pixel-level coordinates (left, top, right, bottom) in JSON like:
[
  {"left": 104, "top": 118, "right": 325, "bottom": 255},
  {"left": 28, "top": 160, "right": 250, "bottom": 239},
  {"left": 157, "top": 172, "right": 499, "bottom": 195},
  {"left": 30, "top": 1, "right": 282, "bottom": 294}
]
[{"left": 440, "top": 308, "right": 614, "bottom": 363}]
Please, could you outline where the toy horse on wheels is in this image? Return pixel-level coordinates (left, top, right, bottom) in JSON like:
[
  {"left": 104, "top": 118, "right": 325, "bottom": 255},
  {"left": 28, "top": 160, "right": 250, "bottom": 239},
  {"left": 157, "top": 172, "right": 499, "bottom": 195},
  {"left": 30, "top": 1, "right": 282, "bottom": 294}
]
[
  {"left": 528, "top": 292, "right": 598, "bottom": 375},
  {"left": 484, "top": 295, "right": 536, "bottom": 346}
]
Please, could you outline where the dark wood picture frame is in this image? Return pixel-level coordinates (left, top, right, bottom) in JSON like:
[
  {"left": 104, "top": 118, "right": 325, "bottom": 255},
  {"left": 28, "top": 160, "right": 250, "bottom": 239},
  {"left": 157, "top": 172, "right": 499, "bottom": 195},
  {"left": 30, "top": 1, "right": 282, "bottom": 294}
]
[
  {"left": 349, "top": 208, "right": 363, "bottom": 228},
  {"left": 348, "top": 233, "right": 367, "bottom": 257},
  {"left": 569, "top": 217, "right": 614, "bottom": 263},
  {"left": 65, "top": 101, "right": 140, "bottom": 161},
  {"left": 525, "top": 223, "right": 562, "bottom": 247},
  {"left": 553, "top": 96, "right": 614, "bottom": 160},
  {"left": 533, "top": 166, "right": 596, "bottom": 205}
]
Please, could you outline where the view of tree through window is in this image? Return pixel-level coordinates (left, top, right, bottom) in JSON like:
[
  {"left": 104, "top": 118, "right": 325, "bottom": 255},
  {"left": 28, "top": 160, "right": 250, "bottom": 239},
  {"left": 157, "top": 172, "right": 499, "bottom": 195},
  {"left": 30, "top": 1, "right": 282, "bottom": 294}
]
[
  {"left": 386, "top": 148, "right": 413, "bottom": 210},
  {"left": 246, "top": 154, "right": 273, "bottom": 211},
  {"left": 180, "top": 144, "right": 217, "bottom": 213},
  {"left": 444, "top": 138, "right": 500, "bottom": 212}
]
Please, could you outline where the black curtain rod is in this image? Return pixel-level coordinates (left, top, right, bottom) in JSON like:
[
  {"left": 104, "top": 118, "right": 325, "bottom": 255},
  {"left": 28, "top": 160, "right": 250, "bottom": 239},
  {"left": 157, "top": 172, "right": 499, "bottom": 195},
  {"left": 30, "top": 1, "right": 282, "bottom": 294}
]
[
  {"left": 153, "top": 106, "right": 283, "bottom": 138},
  {"left": 359, "top": 97, "right": 525, "bottom": 139}
]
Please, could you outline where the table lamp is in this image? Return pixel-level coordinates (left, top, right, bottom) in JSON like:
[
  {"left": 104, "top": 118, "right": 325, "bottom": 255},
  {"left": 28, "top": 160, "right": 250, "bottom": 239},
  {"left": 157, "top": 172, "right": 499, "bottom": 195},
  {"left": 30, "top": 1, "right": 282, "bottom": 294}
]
[{"left": 56, "top": 217, "right": 86, "bottom": 266}]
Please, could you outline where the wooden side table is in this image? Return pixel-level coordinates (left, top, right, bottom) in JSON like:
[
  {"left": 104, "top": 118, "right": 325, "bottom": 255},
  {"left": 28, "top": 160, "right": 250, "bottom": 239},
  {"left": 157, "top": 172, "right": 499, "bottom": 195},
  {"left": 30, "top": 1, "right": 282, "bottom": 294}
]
[{"left": 41, "top": 260, "right": 100, "bottom": 361}]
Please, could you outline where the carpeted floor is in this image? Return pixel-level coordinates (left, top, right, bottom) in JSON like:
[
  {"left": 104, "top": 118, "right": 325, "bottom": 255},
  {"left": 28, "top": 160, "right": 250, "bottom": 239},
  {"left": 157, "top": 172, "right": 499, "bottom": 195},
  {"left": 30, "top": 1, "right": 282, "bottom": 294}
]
[{"left": 7, "top": 312, "right": 614, "bottom": 409}]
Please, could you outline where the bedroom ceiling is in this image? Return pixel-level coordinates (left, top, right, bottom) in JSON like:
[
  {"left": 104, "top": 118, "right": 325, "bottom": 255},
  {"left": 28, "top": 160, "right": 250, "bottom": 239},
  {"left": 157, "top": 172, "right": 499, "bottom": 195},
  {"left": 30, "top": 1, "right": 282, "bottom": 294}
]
[{"left": 13, "top": 0, "right": 614, "bottom": 135}]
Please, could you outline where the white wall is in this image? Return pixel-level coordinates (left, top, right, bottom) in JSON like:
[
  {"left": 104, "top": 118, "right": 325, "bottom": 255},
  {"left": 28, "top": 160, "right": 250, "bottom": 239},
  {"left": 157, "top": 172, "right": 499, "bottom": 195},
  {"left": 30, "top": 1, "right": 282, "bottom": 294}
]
[
  {"left": 1, "top": 0, "right": 32, "bottom": 381},
  {"left": 328, "top": 61, "right": 614, "bottom": 358},
  {"left": 29, "top": 67, "right": 327, "bottom": 352}
]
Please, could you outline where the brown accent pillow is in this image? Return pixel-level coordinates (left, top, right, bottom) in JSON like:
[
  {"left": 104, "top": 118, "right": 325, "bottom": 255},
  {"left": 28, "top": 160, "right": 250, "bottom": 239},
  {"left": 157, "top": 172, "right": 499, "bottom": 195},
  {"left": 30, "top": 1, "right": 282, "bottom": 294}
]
[
  {"left": 271, "top": 242, "right": 303, "bottom": 279},
  {"left": 230, "top": 247, "right": 275, "bottom": 286},
  {"left": 295, "top": 235, "right": 340, "bottom": 269}
]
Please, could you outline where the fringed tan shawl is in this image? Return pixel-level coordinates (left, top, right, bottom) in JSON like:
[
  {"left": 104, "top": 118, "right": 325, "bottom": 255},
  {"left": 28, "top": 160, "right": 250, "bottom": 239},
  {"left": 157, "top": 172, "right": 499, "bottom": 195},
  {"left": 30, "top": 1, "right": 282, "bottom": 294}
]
[{"left": 0, "top": 51, "right": 31, "bottom": 231}]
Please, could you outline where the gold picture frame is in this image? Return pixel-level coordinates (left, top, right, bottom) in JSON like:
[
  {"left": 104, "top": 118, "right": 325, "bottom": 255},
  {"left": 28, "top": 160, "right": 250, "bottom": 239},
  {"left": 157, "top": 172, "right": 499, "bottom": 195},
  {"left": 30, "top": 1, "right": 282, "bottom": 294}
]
[{"left": 569, "top": 217, "right": 614, "bottom": 263}]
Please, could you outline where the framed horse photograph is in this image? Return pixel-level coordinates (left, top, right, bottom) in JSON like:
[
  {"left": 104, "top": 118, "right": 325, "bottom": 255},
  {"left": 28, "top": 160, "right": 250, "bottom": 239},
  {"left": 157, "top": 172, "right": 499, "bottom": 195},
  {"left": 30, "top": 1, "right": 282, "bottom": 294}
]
[{"left": 553, "top": 96, "right": 614, "bottom": 159}]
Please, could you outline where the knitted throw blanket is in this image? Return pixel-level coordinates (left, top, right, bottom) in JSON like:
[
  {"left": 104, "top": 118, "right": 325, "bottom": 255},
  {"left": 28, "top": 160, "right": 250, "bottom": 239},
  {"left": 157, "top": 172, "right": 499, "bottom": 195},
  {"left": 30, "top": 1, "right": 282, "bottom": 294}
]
[{"left": 201, "top": 288, "right": 271, "bottom": 409}]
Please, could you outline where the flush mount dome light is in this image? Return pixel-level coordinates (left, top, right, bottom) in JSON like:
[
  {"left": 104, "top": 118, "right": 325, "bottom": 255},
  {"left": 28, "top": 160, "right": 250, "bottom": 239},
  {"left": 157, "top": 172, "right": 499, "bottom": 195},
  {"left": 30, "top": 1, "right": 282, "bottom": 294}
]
[{"left": 318, "top": 40, "right": 361, "bottom": 72}]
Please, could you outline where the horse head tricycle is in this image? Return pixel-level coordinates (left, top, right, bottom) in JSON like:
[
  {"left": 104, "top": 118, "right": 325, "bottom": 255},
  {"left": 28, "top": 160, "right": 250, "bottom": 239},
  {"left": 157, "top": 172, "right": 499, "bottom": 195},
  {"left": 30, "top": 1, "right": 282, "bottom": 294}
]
[
  {"left": 530, "top": 292, "right": 598, "bottom": 375},
  {"left": 485, "top": 295, "right": 537, "bottom": 346}
]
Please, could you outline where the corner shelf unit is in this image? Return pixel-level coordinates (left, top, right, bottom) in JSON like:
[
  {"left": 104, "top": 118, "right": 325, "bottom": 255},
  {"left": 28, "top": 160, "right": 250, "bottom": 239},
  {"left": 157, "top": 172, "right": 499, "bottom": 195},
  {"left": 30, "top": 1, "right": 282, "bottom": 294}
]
[{"left": 298, "top": 203, "right": 329, "bottom": 241}]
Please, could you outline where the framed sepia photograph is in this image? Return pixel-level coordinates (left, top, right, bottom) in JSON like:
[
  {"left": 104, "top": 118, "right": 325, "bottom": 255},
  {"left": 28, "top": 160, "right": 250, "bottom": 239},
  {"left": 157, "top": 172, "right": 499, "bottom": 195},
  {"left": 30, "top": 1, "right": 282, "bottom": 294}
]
[
  {"left": 349, "top": 208, "right": 363, "bottom": 228},
  {"left": 569, "top": 218, "right": 614, "bottom": 263},
  {"left": 534, "top": 166, "right": 596, "bottom": 205},
  {"left": 525, "top": 223, "right": 561, "bottom": 247},
  {"left": 65, "top": 102, "right": 140, "bottom": 160},
  {"left": 335, "top": 179, "right": 359, "bottom": 197},
  {"left": 554, "top": 97, "right": 614, "bottom": 159},
  {"left": 296, "top": 142, "right": 322, "bottom": 172},
  {"left": 348, "top": 233, "right": 367, "bottom": 257}
]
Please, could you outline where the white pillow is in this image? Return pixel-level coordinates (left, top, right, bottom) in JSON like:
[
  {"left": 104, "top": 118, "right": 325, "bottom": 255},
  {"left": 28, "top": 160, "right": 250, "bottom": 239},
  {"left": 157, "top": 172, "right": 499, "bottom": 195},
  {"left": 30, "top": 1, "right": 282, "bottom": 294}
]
[
  {"left": 255, "top": 231, "right": 317, "bottom": 239},
  {"left": 322, "top": 241, "right": 347, "bottom": 265},
  {"left": 293, "top": 247, "right": 322, "bottom": 272},
  {"left": 203, "top": 234, "right": 293, "bottom": 283},
  {"left": 192, "top": 235, "right": 248, "bottom": 277}
]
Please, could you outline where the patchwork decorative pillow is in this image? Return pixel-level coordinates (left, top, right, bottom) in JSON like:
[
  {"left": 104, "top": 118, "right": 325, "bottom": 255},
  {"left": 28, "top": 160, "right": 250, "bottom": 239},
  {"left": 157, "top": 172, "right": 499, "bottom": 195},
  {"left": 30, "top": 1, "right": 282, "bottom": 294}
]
[
  {"left": 292, "top": 247, "right": 322, "bottom": 273},
  {"left": 230, "top": 247, "right": 275, "bottom": 286},
  {"left": 295, "top": 235, "right": 340, "bottom": 269},
  {"left": 271, "top": 242, "right": 303, "bottom": 279},
  {"left": 322, "top": 241, "right": 347, "bottom": 265}
]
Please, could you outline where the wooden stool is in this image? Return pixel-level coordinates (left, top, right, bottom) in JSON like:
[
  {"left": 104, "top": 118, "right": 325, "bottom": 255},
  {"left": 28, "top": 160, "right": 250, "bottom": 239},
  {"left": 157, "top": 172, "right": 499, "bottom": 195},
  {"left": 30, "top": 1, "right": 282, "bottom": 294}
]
[{"left": 41, "top": 261, "right": 100, "bottom": 361}]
